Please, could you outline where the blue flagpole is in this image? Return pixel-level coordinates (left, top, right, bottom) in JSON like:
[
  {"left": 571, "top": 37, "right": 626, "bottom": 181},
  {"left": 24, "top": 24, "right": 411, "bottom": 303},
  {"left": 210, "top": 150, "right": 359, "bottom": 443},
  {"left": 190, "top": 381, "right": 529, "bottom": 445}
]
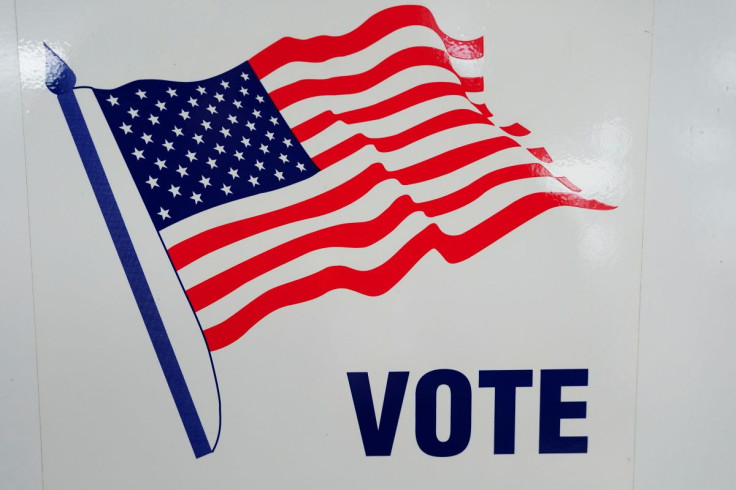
[{"left": 44, "top": 43, "right": 213, "bottom": 458}]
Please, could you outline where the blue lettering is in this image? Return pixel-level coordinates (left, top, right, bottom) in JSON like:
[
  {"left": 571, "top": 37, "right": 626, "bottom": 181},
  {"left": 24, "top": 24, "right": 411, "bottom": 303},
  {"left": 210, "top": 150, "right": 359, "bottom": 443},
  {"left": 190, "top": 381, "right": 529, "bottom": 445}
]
[
  {"left": 415, "top": 369, "right": 472, "bottom": 457},
  {"left": 347, "top": 371, "right": 409, "bottom": 456},
  {"left": 478, "top": 369, "right": 533, "bottom": 454},
  {"left": 539, "top": 369, "right": 588, "bottom": 454}
]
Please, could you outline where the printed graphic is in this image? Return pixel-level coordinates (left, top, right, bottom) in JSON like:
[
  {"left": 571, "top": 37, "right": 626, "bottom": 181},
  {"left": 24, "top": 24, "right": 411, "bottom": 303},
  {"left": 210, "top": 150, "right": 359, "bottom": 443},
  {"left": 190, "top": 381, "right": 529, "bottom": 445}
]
[{"left": 46, "top": 5, "right": 614, "bottom": 458}]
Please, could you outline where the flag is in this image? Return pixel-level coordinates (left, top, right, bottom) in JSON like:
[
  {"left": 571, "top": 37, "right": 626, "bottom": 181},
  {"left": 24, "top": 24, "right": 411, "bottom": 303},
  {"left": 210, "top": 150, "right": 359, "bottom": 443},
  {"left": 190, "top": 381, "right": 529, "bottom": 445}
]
[{"left": 46, "top": 4, "right": 613, "bottom": 457}]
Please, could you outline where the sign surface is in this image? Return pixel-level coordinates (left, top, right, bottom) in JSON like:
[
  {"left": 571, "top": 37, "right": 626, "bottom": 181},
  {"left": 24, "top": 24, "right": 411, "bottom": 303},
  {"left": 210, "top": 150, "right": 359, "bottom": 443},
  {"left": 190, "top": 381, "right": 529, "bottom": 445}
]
[{"left": 17, "top": 1, "right": 653, "bottom": 488}]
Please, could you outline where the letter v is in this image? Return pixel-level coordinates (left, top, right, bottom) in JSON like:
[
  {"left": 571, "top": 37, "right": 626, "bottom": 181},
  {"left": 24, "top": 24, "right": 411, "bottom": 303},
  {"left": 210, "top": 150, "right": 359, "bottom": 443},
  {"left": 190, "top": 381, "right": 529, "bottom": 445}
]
[{"left": 347, "top": 372, "right": 409, "bottom": 456}]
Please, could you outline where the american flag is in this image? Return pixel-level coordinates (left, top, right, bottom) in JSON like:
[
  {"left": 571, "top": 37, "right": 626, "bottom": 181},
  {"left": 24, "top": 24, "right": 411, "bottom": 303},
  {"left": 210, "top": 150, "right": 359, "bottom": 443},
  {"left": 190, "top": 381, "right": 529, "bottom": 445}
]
[{"left": 92, "top": 5, "right": 612, "bottom": 352}]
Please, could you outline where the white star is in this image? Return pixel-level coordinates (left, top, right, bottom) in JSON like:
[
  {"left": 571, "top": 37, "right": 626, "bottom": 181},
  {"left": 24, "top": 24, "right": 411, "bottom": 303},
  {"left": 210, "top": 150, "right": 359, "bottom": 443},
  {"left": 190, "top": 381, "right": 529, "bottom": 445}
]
[
  {"left": 254, "top": 160, "right": 265, "bottom": 171},
  {"left": 221, "top": 184, "right": 232, "bottom": 195},
  {"left": 148, "top": 114, "right": 159, "bottom": 125},
  {"left": 127, "top": 108, "right": 139, "bottom": 119},
  {"left": 214, "top": 143, "right": 225, "bottom": 154},
  {"left": 265, "top": 131, "right": 275, "bottom": 141},
  {"left": 176, "top": 165, "right": 188, "bottom": 177},
  {"left": 141, "top": 133, "right": 153, "bottom": 144},
  {"left": 185, "top": 150, "right": 197, "bottom": 162},
  {"left": 241, "top": 137, "right": 251, "bottom": 147},
  {"left": 259, "top": 143, "right": 269, "bottom": 154},
  {"left": 206, "top": 157, "right": 217, "bottom": 169},
  {"left": 199, "top": 176, "right": 211, "bottom": 188},
  {"left": 234, "top": 150, "right": 244, "bottom": 161},
  {"left": 162, "top": 140, "right": 174, "bottom": 151},
  {"left": 166, "top": 87, "right": 177, "bottom": 97},
  {"left": 172, "top": 127, "right": 184, "bottom": 137},
  {"left": 132, "top": 148, "right": 144, "bottom": 160},
  {"left": 233, "top": 100, "right": 243, "bottom": 109},
  {"left": 246, "top": 121, "right": 256, "bottom": 131},
  {"left": 274, "top": 169, "right": 284, "bottom": 181},
  {"left": 206, "top": 105, "right": 217, "bottom": 114},
  {"left": 153, "top": 158, "right": 166, "bottom": 170},
  {"left": 201, "top": 120, "right": 212, "bottom": 130},
  {"left": 240, "top": 72, "right": 250, "bottom": 81},
  {"left": 145, "top": 176, "right": 159, "bottom": 188},
  {"left": 196, "top": 86, "right": 207, "bottom": 95},
  {"left": 248, "top": 175, "right": 259, "bottom": 186},
  {"left": 155, "top": 100, "right": 166, "bottom": 111},
  {"left": 168, "top": 185, "right": 181, "bottom": 197},
  {"left": 192, "top": 134, "right": 204, "bottom": 144},
  {"left": 228, "top": 167, "right": 240, "bottom": 179},
  {"left": 179, "top": 109, "right": 190, "bottom": 120},
  {"left": 157, "top": 207, "right": 170, "bottom": 220},
  {"left": 296, "top": 162, "right": 306, "bottom": 172},
  {"left": 220, "top": 80, "right": 230, "bottom": 89},
  {"left": 135, "top": 89, "right": 147, "bottom": 99},
  {"left": 278, "top": 153, "right": 289, "bottom": 164},
  {"left": 283, "top": 138, "right": 293, "bottom": 148},
  {"left": 187, "top": 97, "right": 198, "bottom": 107},
  {"left": 269, "top": 116, "right": 279, "bottom": 125},
  {"left": 214, "top": 93, "right": 225, "bottom": 102},
  {"left": 190, "top": 191, "right": 202, "bottom": 204},
  {"left": 219, "top": 127, "right": 231, "bottom": 138},
  {"left": 119, "top": 122, "right": 132, "bottom": 134},
  {"left": 239, "top": 87, "right": 248, "bottom": 96},
  {"left": 252, "top": 109, "right": 261, "bottom": 118},
  {"left": 227, "top": 114, "right": 238, "bottom": 124},
  {"left": 106, "top": 94, "right": 118, "bottom": 106},
  {"left": 255, "top": 94, "right": 265, "bottom": 103}
]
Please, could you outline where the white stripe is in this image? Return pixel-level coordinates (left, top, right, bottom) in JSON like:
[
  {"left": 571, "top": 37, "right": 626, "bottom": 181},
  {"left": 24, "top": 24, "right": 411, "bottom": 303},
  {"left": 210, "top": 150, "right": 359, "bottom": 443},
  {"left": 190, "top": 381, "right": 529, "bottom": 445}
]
[
  {"left": 195, "top": 210, "right": 432, "bottom": 328},
  {"left": 450, "top": 57, "right": 485, "bottom": 79},
  {"left": 301, "top": 94, "right": 481, "bottom": 155},
  {"left": 177, "top": 178, "right": 405, "bottom": 288},
  {"left": 194, "top": 175, "right": 573, "bottom": 328},
  {"left": 363, "top": 124, "right": 516, "bottom": 171},
  {"left": 160, "top": 151, "right": 370, "bottom": 246},
  {"left": 178, "top": 145, "right": 557, "bottom": 288},
  {"left": 161, "top": 127, "right": 528, "bottom": 247},
  {"left": 279, "top": 66, "right": 463, "bottom": 126},
  {"left": 261, "top": 26, "right": 448, "bottom": 90}
]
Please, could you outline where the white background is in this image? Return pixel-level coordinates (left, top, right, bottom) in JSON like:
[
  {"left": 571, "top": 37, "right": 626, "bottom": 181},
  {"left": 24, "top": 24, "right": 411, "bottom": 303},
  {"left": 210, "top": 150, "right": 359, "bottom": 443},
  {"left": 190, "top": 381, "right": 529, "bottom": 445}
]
[
  {"left": 1, "top": 0, "right": 42, "bottom": 488},
  {"left": 634, "top": 1, "right": 736, "bottom": 488},
  {"left": 1, "top": 0, "right": 735, "bottom": 488}
]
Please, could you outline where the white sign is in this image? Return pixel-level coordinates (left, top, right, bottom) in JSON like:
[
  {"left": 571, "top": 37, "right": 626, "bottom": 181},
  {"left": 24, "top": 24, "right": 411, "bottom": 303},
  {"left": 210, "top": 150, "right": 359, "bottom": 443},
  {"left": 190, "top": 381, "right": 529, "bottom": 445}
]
[{"left": 18, "top": 1, "right": 652, "bottom": 487}]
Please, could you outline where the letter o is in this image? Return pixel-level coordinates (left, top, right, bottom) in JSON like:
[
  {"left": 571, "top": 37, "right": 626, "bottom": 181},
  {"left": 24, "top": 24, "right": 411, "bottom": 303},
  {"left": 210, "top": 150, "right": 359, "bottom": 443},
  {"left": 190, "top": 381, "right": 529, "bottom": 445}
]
[{"left": 415, "top": 369, "right": 472, "bottom": 457}]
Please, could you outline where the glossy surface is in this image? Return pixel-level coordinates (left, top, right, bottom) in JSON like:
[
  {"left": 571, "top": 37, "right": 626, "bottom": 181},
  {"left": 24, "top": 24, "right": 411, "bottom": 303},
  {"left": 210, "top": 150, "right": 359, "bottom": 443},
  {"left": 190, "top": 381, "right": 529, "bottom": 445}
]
[
  {"left": 1, "top": 0, "right": 733, "bottom": 488},
  {"left": 635, "top": 1, "right": 736, "bottom": 488},
  {"left": 17, "top": 2, "right": 651, "bottom": 488},
  {"left": 0, "top": 0, "right": 43, "bottom": 488}
]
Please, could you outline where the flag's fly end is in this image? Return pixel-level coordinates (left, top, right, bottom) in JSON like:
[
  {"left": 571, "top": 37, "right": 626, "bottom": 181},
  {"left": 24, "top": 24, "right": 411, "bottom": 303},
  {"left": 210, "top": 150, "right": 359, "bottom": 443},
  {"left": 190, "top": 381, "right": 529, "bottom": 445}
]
[{"left": 44, "top": 43, "right": 76, "bottom": 94}]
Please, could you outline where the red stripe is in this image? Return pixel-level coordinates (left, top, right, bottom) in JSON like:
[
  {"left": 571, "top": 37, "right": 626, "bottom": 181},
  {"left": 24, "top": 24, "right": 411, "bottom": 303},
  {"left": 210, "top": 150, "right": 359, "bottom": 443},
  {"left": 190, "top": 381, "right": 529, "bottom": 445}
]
[
  {"left": 186, "top": 163, "right": 570, "bottom": 311},
  {"left": 461, "top": 77, "right": 484, "bottom": 92},
  {"left": 168, "top": 136, "right": 517, "bottom": 269},
  {"left": 474, "top": 103, "right": 493, "bottom": 118},
  {"left": 312, "top": 108, "right": 494, "bottom": 168},
  {"left": 500, "top": 123, "right": 530, "bottom": 137},
  {"left": 393, "top": 136, "right": 516, "bottom": 184},
  {"left": 187, "top": 196, "right": 414, "bottom": 311},
  {"left": 528, "top": 147, "right": 553, "bottom": 163},
  {"left": 204, "top": 192, "right": 615, "bottom": 351},
  {"left": 292, "top": 81, "right": 479, "bottom": 142},
  {"left": 269, "top": 46, "right": 481, "bottom": 110},
  {"left": 250, "top": 5, "right": 483, "bottom": 79},
  {"left": 293, "top": 111, "right": 340, "bottom": 143}
]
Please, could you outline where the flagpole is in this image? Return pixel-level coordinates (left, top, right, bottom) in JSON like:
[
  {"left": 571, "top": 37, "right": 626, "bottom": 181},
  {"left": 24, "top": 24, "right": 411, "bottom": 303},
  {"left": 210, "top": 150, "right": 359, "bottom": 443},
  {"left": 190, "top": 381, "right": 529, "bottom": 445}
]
[{"left": 44, "top": 43, "right": 213, "bottom": 458}]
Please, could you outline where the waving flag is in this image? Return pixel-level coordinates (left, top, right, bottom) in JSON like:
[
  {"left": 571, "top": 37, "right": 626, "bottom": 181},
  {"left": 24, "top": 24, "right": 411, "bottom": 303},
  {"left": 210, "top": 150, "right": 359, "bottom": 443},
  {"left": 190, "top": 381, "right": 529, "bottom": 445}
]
[{"left": 46, "top": 4, "right": 613, "bottom": 458}]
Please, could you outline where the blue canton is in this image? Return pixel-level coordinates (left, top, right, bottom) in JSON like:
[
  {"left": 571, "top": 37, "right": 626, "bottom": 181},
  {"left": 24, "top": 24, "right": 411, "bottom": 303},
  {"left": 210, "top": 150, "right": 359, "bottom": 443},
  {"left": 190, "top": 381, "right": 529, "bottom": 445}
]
[{"left": 94, "top": 61, "right": 318, "bottom": 230}]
